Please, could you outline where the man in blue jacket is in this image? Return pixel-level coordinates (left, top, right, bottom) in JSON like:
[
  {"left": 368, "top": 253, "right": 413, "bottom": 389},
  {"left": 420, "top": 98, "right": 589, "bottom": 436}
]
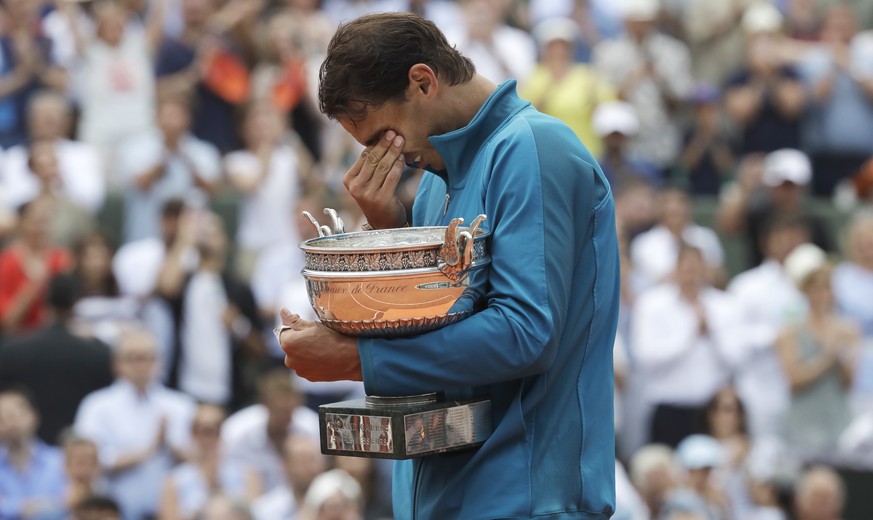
[{"left": 277, "top": 12, "right": 620, "bottom": 519}]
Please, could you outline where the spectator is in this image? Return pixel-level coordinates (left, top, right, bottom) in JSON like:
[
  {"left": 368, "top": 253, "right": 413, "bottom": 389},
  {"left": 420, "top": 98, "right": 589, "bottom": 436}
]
[
  {"left": 74, "top": 328, "right": 196, "bottom": 520},
  {"left": 15, "top": 140, "right": 98, "bottom": 247},
  {"left": 159, "top": 211, "right": 264, "bottom": 408},
  {"left": 671, "top": 434, "right": 730, "bottom": 519},
  {"left": 225, "top": 101, "right": 308, "bottom": 280},
  {"left": 796, "top": 4, "right": 873, "bottom": 197},
  {"left": 60, "top": 432, "right": 108, "bottom": 512},
  {"left": 0, "top": 0, "right": 68, "bottom": 147},
  {"left": 793, "top": 466, "right": 846, "bottom": 520},
  {"left": 701, "top": 386, "right": 756, "bottom": 518},
  {"left": 613, "top": 459, "right": 651, "bottom": 520},
  {"left": 832, "top": 211, "right": 873, "bottom": 340},
  {"left": 0, "top": 274, "right": 113, "bottom": 445},
  {"left": 718, "top": 148, "right": 833, "bottom": 267},
  {"left": 333, "top": 456, "right": 393, "bottom": 520},
  {"left": 591, "top": 101, "right": 661, "bottom": 192},
  {"left": 119, "top": 95, "right": 221, "bottom": 244},
  {"left": 221, "top": 368, "right": 319, "bottom": 492},
  {"left": 160, "top": 403, "right": 261, "bottom": 520},
  {"left": 72, "top": 0, "right": 168, "bottom": 186},
  {"left": 592, "top": 0, "right": 693, "bottom": 169},
  {"left": 299, "top": 469, "right": 363, "bottom": 520},
  {"left": 681, "top": 0, "right": 752, "bottom": 85},
  {"left": 112, "top": 198, "right": 198, "bottom": 380},
  {"left": 521, "top": 17, "right": 615, "bottom": 158},
  {"left": 724, "top": 4, "right": 806, "bottom": 155},
  {"left": 777, "top": 244, "right": 858, "bottom": 459},
  {"left": 69, "top": 231, "right": 140, "bottom": 348},
  {"left": 631, "top": 245, "right": 744, "bottom": 448},
  {"left": 251, "top": 434, "right": 328, "bottom": 520},
  {"left": 0, "top": 198, "right": 73, "bottom": 336},
  {"left": 1, "top": 91, "right": 105, "bottom": 218},
  {"left": 727, "top": 216, "right": 811, "bottom": 440},
  {"left": 249, "top": 11, "right": 325, "bottom": 162},
  {"left": 444, "top": 0, "right": 536, "bottom": 84},
  {"left": 155, "top": 0, "right": 251, "bottom": 153},
  {"left": 674, "top": 86, "right": 735, "bottom": 197},
  {"left": 629, "top": 187, "right": 724, "bottom": 292},
  {"left": 0, "top": 385, "right": 66, "bottom": 519},
  {"left": 628, "top": 444, "right": 681, "bottom": 519}
]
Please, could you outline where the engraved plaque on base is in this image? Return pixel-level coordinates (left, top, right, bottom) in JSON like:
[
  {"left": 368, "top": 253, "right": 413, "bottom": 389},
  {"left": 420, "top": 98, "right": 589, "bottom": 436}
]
[{"left": 319, "top": 393, "right": 492, "bottom": 459}]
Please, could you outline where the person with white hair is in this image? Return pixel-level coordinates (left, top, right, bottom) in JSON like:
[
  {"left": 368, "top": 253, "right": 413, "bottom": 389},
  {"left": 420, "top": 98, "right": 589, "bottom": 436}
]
[
  {"left": 300, "top": 469, "right": 363, "bottom": 520},
  {"left": 74, "top": 328, "right": 196, "bottom": 520},
  {"left": 775, "top": 243, "right": 860, "bottom": 459},
  {"left": 629, "top": 444, "right": 680, "bottom": 519}
]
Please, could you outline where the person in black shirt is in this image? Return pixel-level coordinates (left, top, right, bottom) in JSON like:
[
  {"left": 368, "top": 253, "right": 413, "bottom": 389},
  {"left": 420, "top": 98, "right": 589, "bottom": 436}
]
[{"left": 0, "top": 275, "right": 113, "bottom": 444}]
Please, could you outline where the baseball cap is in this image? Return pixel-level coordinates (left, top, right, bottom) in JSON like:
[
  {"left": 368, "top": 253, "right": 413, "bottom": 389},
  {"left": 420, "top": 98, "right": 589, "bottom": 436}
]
[
  {"left": 675, "top": 434, "right": 726, "bottom": 470},
  {"left": 532, "top": 17, "right": 579, "bottom": 46},
  {"left": 592, "top": 101, "right": 640, "bottom": 137},
  {"left": 762, "top": 149, "right": 812, "bottom": 187}
]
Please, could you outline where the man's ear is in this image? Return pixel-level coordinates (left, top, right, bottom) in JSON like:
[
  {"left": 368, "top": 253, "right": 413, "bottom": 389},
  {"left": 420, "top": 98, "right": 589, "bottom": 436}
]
[{"left": 407, "top": 64, "right": 438, "bottom": 98}]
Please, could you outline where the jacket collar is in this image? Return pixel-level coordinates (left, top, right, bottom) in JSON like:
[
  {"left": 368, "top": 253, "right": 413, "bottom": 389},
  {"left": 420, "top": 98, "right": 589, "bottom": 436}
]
[{"left": 427, "top": 80, "right": 529, "bottom": 188}]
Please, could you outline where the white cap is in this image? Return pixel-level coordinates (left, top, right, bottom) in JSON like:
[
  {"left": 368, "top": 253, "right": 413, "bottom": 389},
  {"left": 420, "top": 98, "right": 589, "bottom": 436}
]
[
  {"left": 762, "top": 149, "right": 812, "bottom": 187},
  {"left": 742, "top": 3, "right": 784, "bottom": 34},
  {"left": 532, "top": 17, "right": 580, "bottom": 46},
  {"left": 623, "top": 0, "right": 660, "bottom": 21},
  {"left": 592, "top": 101, "right": 640, "bottom": 137},
  {"left": 783, "top": 243, "right": 828, "bottom": 287},
  {"left": 303, "top": 469, "right": 361, "bottom": 512},
  {"left": 675, "top": 434, "right": 726, "bottom": 470}
]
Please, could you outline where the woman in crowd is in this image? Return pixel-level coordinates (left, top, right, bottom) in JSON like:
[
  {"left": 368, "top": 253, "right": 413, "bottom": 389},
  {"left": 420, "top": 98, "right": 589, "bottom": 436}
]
[{"left": 776, "top": 244, "right": 860, "bottom": 458}]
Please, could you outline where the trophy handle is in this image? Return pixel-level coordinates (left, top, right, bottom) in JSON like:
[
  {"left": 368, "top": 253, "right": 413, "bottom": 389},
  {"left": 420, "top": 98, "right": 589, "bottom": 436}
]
[
  {"left": 439, "top": 218, "right": 475, "bottom": 283},
  {"left": 324, "top": 208, "right": 346, "bottom": 235},
  {"left": 302, "top": 211, "right": 326, "bottom": 237}
]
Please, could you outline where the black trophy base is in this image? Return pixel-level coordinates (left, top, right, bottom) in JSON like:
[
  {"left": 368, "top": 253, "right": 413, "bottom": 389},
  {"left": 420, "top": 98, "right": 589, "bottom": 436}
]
[{"left": 318, "top": 393, "right": 492, "bottom": 459}]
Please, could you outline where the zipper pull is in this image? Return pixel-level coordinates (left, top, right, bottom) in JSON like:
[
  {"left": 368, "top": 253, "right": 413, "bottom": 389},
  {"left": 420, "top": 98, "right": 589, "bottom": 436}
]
[{"left": 443, "top": 193, "right": 450, "bottom": 217}]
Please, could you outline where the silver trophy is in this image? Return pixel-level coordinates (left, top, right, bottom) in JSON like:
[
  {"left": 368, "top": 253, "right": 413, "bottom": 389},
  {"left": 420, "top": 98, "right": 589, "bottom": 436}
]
[{"left": 289, "top": 209, "right": 493, "bottom": 459}]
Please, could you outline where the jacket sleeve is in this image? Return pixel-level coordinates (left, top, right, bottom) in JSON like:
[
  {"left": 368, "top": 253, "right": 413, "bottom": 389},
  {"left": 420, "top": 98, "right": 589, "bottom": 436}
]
[{"left": 357, "top": 136, "right": 570, "bottom": 396}]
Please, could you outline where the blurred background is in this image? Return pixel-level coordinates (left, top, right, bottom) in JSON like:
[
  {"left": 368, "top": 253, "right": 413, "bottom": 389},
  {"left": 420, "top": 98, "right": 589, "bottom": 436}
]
[{"left": 0, "top": 0, "right": 872, "bottom": 518}]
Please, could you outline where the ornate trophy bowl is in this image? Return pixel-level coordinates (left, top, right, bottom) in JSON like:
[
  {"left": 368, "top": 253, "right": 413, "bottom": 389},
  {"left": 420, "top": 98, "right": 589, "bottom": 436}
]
[
  {"left": 300, "top": 213, "right": 491, "bottom": 337},
  {"left": 295, "top": 210, "right": 494, "bottom": 460}
]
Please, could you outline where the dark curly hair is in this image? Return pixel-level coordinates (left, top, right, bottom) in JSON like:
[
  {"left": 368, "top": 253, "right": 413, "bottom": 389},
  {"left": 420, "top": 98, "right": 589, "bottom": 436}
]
[{"left": 318, "top": 12, "right": 475, "bottom": 122}]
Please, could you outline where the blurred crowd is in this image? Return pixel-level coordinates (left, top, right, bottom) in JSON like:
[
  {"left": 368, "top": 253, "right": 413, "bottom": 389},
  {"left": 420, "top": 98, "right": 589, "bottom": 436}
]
[{"left": 0, "top": 0, "right": 872, "bottom": 519}]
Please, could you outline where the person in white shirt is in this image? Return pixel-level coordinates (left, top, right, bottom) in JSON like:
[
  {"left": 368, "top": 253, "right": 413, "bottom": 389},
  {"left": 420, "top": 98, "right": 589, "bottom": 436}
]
[
  {"left": 74, "top": 328, "right": 196, "bottom": 520},
  {"left": 112, "top": 199, "right": 199, "bottom": 381},
  {"left": 157, "top": 211, "right": 265, "bottom": 408},
  {"left": 74, "top": 0, "right": 168, "bottom": 187},
  {"left": 225, "top": 101, "right": 308, "bottom": 281},
  {"left": 727, "top": 216, "right": 811, "bottom": 439},
  {"left": 251, "top": 434, "right": 328, "bottom": 520},
  {"left": 631, "top": 244, "right": 745, "bottom": 448},
  {"left": 119, "top": 95, "right": 221, "bottom": 244},
  {"left": 630, "top": 187, "right": 724, "bottom": 292},
  {"left": 1, "top": 91, "right": 104, "bottom": 215},
  {"left": 221, "top": 368, "right": 320, "bottom": 492}
]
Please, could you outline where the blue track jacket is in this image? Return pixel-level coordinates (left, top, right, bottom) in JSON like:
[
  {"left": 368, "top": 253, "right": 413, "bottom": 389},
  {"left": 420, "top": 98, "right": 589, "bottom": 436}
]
[{"left": 357, "top": 80, "right": 620, "bottom": 519}]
